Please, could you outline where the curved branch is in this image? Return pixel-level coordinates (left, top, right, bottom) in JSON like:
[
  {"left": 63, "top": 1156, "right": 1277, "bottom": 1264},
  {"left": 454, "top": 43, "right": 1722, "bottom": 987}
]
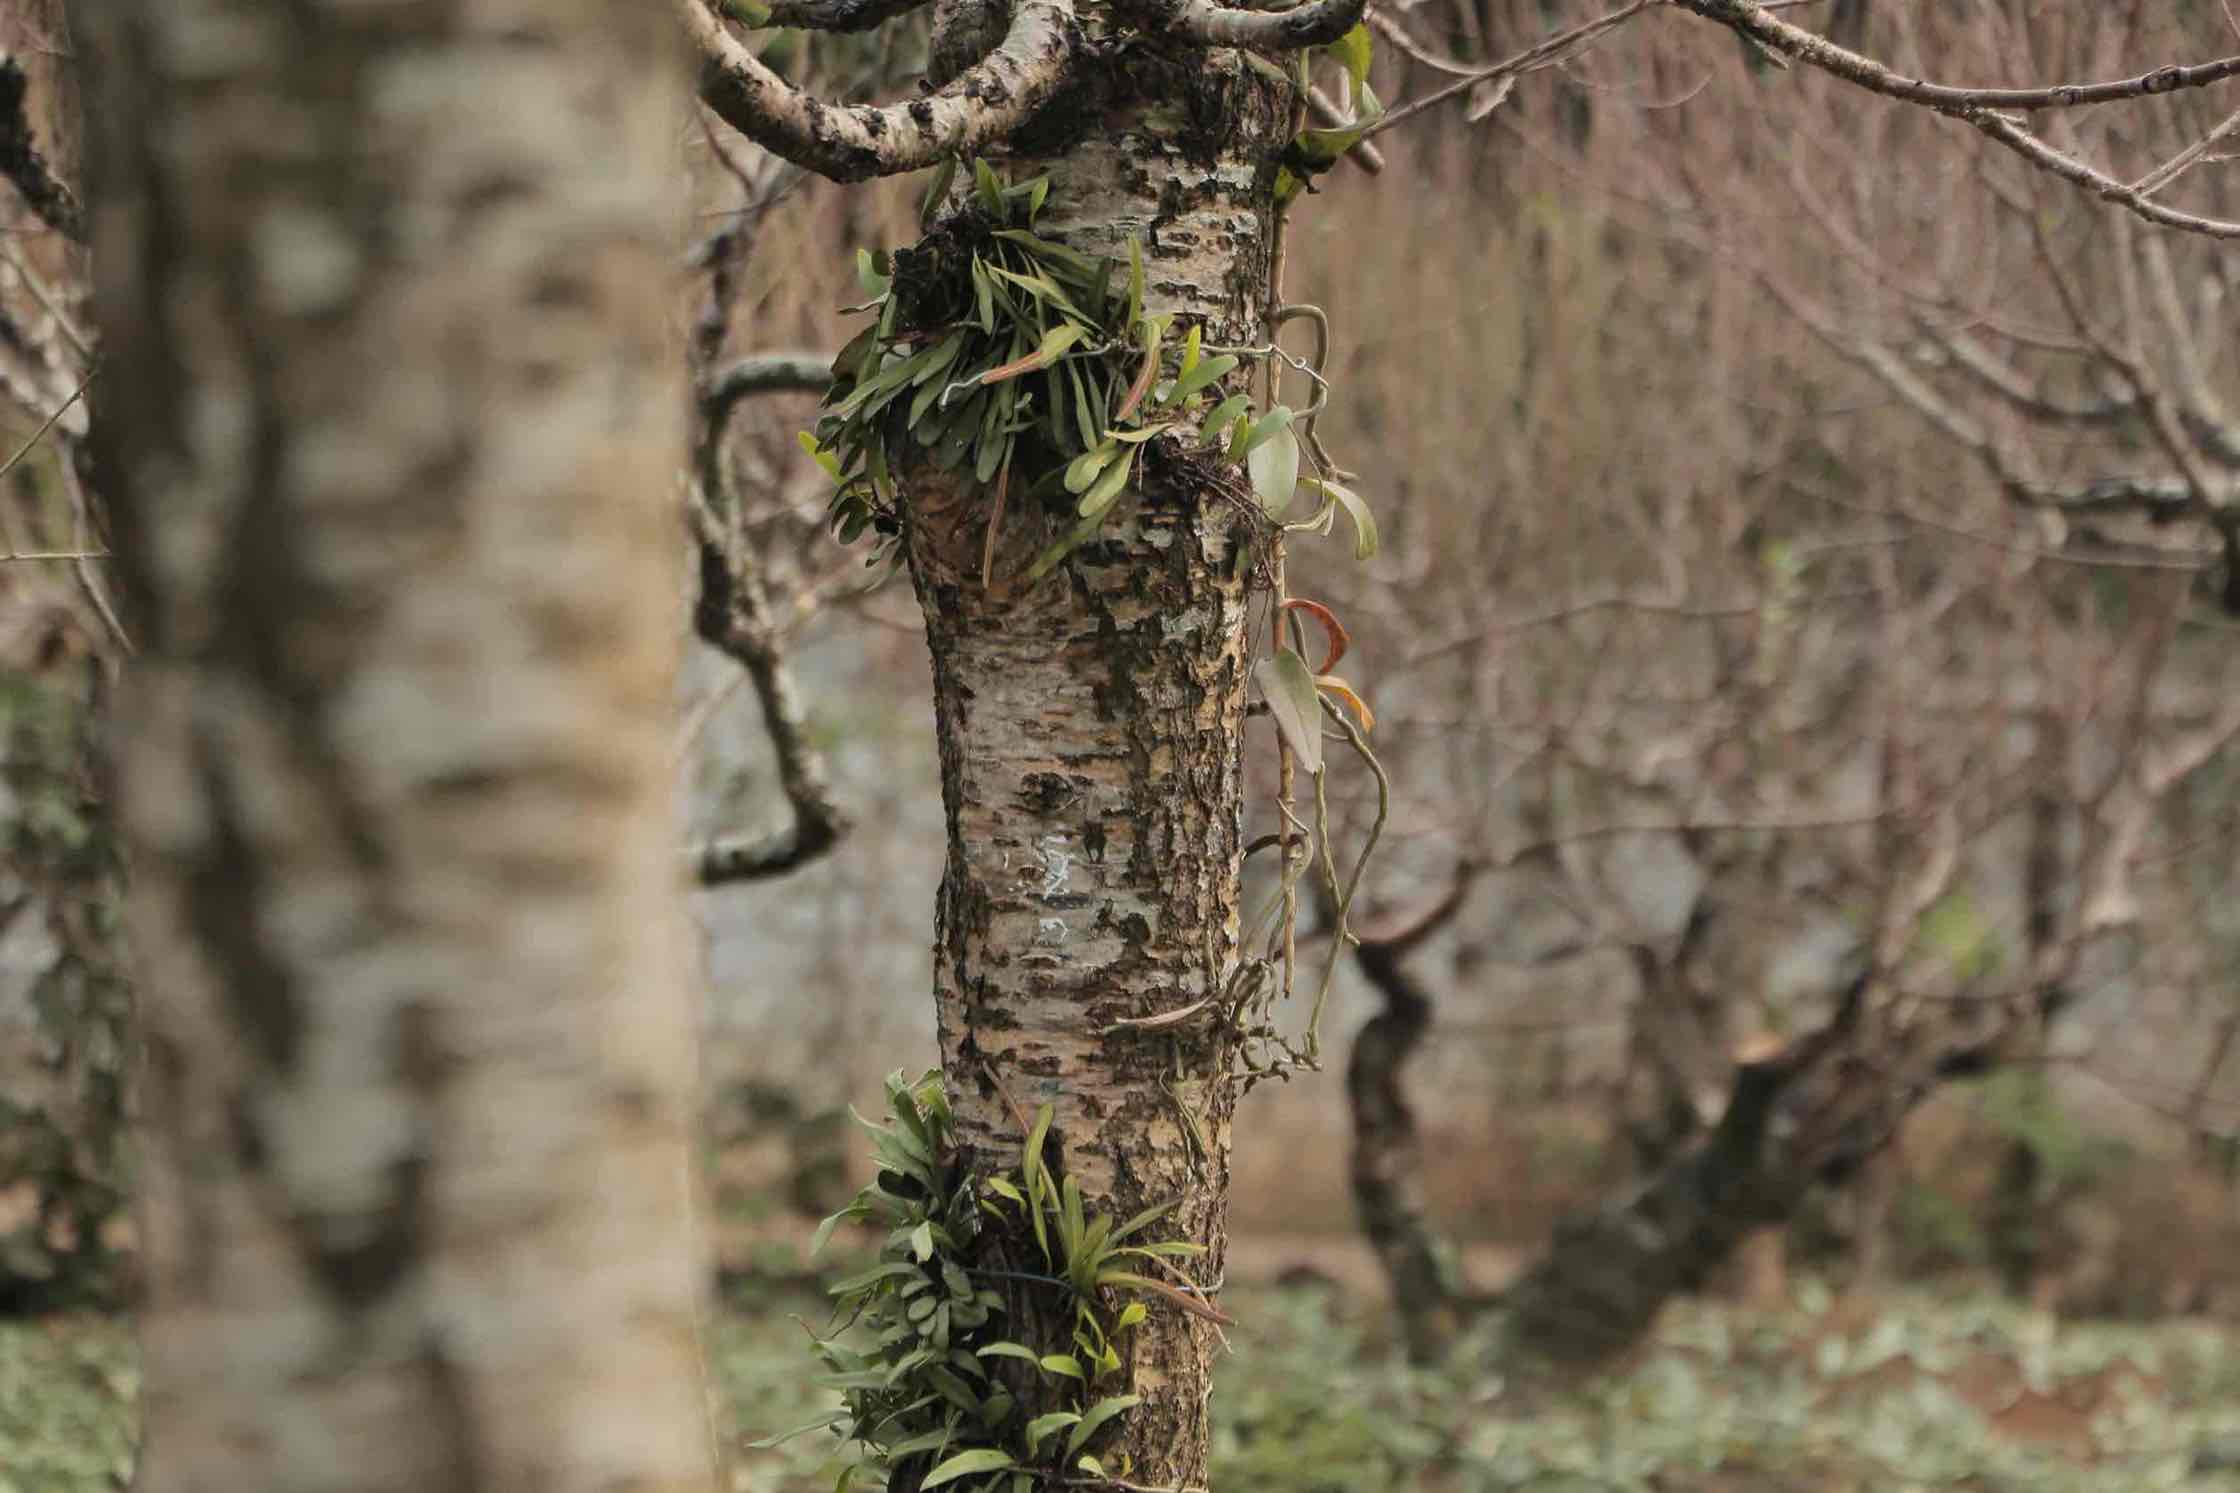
[
  {"left": 1967, "top": 110, "right": 2240, "bottom": 241},
  {"left": 1913, "top": 321, "right": 2137, "bottom": 428},
  {"left": 700, "top": 351, "right": 830, "bottom": 429},
  {"left": 687, "top": 0, "right": 1079, "bottom": 183},
  {"left": 686, "top": 482, "right": 854, "bottom": 886},
  {"left": 1367, "top": 0, "right": 1653, "bottom": 142},
  {"left": 1674, "top": 0, "right": 2240, "bottom": 111},
  {"left": 1672, "top": 0, "right": 2240, "bottom": 239},
  {"left": 685, "top": 348, "right": 852, "bottom": 886},
  {"left": 757, "top": 0, "right": 930, "bottom": 32},
  {"left": 1142, "top": 0, "right": 1366, "bottom": 52}
]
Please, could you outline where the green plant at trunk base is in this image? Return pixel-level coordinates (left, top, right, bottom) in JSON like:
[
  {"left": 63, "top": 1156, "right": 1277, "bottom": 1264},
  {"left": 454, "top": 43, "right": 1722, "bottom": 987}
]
[{"left": 759, "top": 1070, "right": 1210, "bottom": 1491}]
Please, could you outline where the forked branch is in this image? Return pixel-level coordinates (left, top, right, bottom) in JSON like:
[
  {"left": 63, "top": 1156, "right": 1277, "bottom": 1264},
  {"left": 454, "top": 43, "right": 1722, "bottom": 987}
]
[
  {"left": 1670, "top": 0, "right": 2240, "bottom": 239},
  {"left": 686, "top": 0, "right": 1079, "bottom": 183},
  {"left": 686, "top": 351, "right": 853, "bottom": 884}
]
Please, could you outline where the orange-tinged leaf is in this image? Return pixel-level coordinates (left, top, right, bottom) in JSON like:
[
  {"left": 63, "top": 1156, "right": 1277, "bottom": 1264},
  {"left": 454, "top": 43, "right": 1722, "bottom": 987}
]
[
  {"left": 1315, "top": 675, "right": 1374, "bottom": 733},
  {"left": 1280, "top": 597, "right": 1349, "bottom": 673},
  {"left": 1114, "top": 343, "right": 1158, "bottom": 422},
  {"left": 980, "top": 323, "right": 1084, "bottom": 384}
]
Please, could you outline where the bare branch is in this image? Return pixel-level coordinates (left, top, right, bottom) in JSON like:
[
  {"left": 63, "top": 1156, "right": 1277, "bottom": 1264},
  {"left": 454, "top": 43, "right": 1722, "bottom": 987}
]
[
  {"left": 684, "top": 340, "right": 852, "bottom": 886},
  {"left": 700, "top": 350, "right": 830, "bottom": 428},
  {"left": 1368, "top": 0, "right": 1654, "bottom": 142},
  {"left": 1911, "top": 321, "right": 2136, "bottom": 429},
  {"left": 1967, "top": 110, "right": 2240, "bottom": 240},
  {"left": 687, "top": 0, "right": 1079, "bottom": 183},
  {"left": 1670, "top": 0, "right": 2240, "bottom": 239},
  {"left": 757, "top": 0, "right": 931, "bottom": 32},
  {"left": 2130, "top": 101, "right": 2240, "bottom": 197},
  {"left": 1672, "top": 0, "right": 2240, "bottom": 111},
  {"left": 1146, "top": 0, "right": 1367, "bottom": 52},
  {"left": 1353, "top": 861, "right": 1481, "bottom": 959},
  {"left": 0, "top": 53, "right": 79, "bottom": 241},
  {"left": 685, "top": 482, "right": 853, "bottom": 885},
  {"left": 2011, "top": 474, "right": 2206, "bottom": 522}
]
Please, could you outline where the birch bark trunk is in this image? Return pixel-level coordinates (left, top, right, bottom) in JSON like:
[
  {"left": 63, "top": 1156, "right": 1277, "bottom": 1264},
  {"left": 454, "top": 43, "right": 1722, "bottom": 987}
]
[
  {"left": 84, "top": 4, "right": 713, "bottom": 1488},
  {"left": 902, "top": 51, "right": 1287, "bottom": 1488}
]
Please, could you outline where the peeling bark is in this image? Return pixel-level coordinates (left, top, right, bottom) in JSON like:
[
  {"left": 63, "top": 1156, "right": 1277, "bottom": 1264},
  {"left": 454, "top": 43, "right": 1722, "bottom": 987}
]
[
  {"left": 899, "top": 56, "right": 1285, "bottom": 1489},
  {"left": 86, "top": 3, "right": 713, "bottom": 1489}
]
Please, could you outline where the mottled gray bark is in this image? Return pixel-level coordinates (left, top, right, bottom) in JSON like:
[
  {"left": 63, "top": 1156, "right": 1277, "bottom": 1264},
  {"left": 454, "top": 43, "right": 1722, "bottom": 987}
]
[
  {"left": 86, "top": 3, "right": 713, "bottom": 1489},
  {"left": 899, "top": 55, "right": 1287, "bottom": 1488}
]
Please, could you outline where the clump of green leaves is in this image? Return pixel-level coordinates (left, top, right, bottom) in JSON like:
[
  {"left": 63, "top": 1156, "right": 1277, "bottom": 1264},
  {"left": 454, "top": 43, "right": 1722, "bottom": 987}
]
[
  {"left": 765, "top": 1071, "right": 1204, "bottom": 1492},
  {"left": 805, "top": 160, "right": 1350, "bottom": 582}
]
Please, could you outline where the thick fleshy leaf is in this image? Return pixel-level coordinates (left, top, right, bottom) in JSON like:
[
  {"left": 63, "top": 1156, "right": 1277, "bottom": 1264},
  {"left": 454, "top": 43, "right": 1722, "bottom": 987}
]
[
  {"left": 1326, "top": 22, "right": 1372, "bottom": 93},
  {"left": 1170, "top": 352, "right": 1239, "bottom": 403},
  {"left": 1077, "top": 446, "right": 1136, "bottom": 518},
  {"left": 1253, "top": 649, "right": 1325, "bottom": 776},
  {"left": 1067, "top": 1395, "right": 1141, "bottom": 1458},
  {"left": 923, "top": 1448, "right": 1016, "bottom": 1488},
  {"left": 980, "top": 323, "right": 1084, "bottom": 385},
  {"left": 973, "top": 159, "right": 1006, "bottom": 216},
  {"left": 1064, "top": 441, "right": 1121, "bottom": 495},
  {"left": 1024, "top": 1412, "right": 1081, "bottom": 1455},
  {"left": 1247, "top": 423, "right": 1301, "bottom": 515}
]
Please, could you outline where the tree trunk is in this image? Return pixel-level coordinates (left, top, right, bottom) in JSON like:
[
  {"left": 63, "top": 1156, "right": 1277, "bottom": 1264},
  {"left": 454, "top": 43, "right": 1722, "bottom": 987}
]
[
  {"left": 86, "top": 4, "right": 713, "bottom": 1489},
  {"left": 1347, "top": 939, "right": 1461, "bottom": 1362},
  {"left": 901, "top": 53, "right": 1286, "bottom": 1488},
  {"left": 1502, "top": 989, "right": 1949, "bottom": 1372},
  {"left": 1338, "top": 874, "right": 1478, "bottom": 1364}
]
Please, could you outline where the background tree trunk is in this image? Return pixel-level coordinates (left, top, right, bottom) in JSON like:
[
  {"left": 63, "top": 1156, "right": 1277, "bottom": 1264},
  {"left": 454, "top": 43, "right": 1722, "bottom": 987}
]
[
  {"left": 1340, "top": 875, "right": 1477, "bottom": 1364},
  {"left": 85, "top": 3, "right": 714, "bottom": 1488},
  {"left": 901, "top": 52, "right": 1287, "bottom": 1488}
]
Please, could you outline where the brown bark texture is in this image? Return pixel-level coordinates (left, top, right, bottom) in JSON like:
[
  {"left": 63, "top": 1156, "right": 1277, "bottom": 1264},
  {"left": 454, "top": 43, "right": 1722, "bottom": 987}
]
[
  {"left": 900, "top": 51, "right": 1288, "bottom": 1489},
  {"left": 84, "top": 3, "right": 713, "bottom": 1489}
]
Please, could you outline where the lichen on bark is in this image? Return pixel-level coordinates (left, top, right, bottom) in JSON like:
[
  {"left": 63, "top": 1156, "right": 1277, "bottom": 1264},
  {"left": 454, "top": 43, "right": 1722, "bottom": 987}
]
[{"left": 878, "top": 47, "right": 1288, "bottom": 1489}]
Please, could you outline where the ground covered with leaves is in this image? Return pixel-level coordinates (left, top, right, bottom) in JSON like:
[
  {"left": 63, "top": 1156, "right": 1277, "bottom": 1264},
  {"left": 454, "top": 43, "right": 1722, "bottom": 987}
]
[{"left": 8, "top": 1279, "right": 2240, "bottom": 1491}]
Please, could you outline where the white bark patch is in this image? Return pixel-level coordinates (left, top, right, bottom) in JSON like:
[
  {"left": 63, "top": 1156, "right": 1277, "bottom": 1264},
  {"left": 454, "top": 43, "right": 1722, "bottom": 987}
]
[{"left": 254, "top": 205, "right": 364, "bottom": 315}]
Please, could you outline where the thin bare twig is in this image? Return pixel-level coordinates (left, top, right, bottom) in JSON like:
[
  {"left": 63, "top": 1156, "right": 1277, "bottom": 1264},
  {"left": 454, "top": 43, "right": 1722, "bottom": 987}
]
[{"left": 1672, "top": 0, "right": 2240, "bottom": 239}]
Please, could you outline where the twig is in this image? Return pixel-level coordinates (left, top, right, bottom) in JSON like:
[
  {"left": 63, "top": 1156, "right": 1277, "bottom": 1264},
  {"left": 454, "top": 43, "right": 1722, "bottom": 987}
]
[
  {"left": 0, "top": 371, "right": 87, "bottom": 486},
  {"left": 1671, "top": 0, "right": 2240, "bottom": 239},
  {"left": 1367, "top": 0, "right": 1653, "bottom": 142}
]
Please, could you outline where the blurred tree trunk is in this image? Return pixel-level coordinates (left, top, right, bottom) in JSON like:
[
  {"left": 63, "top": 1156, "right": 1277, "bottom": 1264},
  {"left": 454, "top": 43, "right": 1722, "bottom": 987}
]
[
  {"left": 1502, "top": 986, "right": 1962, "bottom": 1371},
  {"left": 1340, "top": 873, "right": 1477, "bottom": 1363},
  {"left": 85, "top": 3, "right": 714, "bottom": 1489},
  {"left": 899, "top": 65, "right": 1285, "bottom": 1485}
]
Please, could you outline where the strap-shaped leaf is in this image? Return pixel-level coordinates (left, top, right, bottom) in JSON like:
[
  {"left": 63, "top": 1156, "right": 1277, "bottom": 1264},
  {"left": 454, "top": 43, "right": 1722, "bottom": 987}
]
[
  {"left": 1067, "top": 1394, "right": 1141, "bottom": 1458},
  {"left": 923, "top": 1448, "right": 1016, "bottom": 1488}
]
